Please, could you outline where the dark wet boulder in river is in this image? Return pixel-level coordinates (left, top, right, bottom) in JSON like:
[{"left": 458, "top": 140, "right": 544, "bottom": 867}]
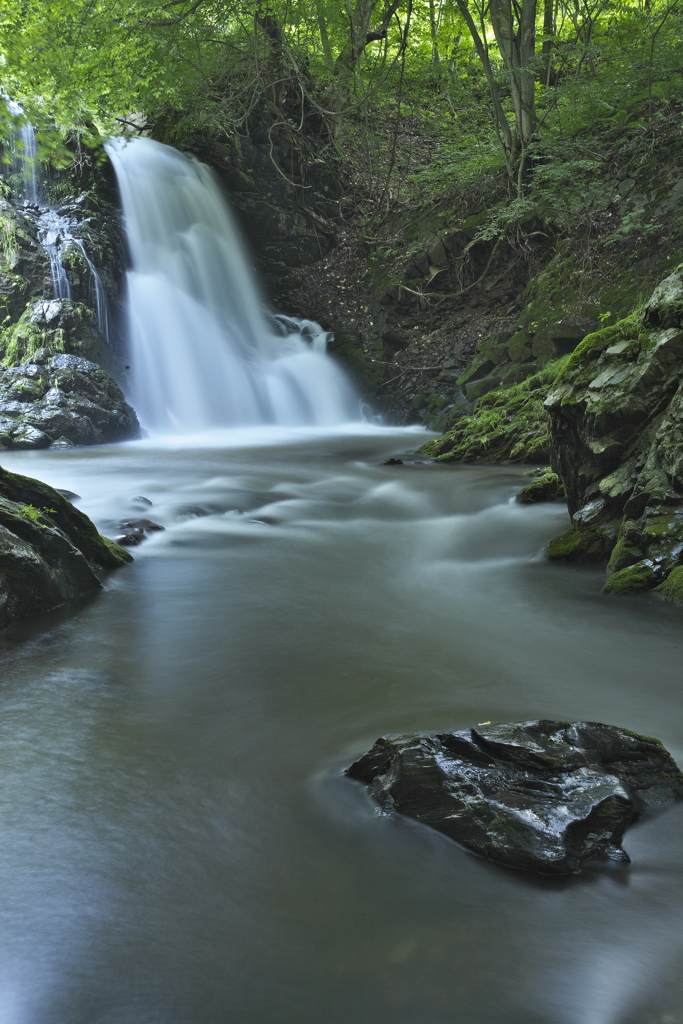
[
  {"left": 0, "top": 465, "right": 132, "bottom": 629},
  {"left": 346, "top": 721, "right": 683, "bottom": 875}
]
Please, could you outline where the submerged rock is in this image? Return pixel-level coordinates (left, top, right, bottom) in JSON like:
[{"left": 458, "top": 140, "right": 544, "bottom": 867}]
[
  {"left": 115, "top": 517, "right": 165, "bottom": 546},
  {"left": 0, "top": 353, "right": 139, "bottom": 450},
  {"left": 346, "top": 721, "right": 683, "bottom": 875},
  {"left": 0, "top": 465, "right": 132, "bottom": 629}
]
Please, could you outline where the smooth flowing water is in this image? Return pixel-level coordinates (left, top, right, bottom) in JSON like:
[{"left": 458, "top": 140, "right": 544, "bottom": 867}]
[{"left": 1, "top": 429, "right": 683, "bottom": 1024}]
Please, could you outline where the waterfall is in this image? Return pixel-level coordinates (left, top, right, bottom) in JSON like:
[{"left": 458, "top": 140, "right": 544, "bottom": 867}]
[
  {"left": 5, "top": 99, "right": 111, "bottom": 342},
  {"left": 7, "top": 99, "right": 40, "bottom": 204},
  {"left": 38, "top": 208, "right": 73, "bottom": 299},
  {"left": 105, "top": 137, "right": 359, "bottom": 433}
]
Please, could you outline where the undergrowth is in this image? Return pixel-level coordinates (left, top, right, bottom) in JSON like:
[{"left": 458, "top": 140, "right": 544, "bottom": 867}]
[{"left": 417, "top": 357, "right": 570, "bottom": 462}]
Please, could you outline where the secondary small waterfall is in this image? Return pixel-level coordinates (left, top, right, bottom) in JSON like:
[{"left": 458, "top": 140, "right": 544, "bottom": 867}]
[
  {"left": 106, "top": 137, "right": 359, "bottom": 433},
  {"left": 7, "top": 99, "right": 40, "bottom": 203},
  {"left": 5, "top": 99, "right": 111, "bottom": 341}
]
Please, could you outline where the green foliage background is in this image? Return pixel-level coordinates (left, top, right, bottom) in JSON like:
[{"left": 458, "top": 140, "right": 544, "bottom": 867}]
[{"left": 1, "top": 0, "right": 683, "bottom": 252}]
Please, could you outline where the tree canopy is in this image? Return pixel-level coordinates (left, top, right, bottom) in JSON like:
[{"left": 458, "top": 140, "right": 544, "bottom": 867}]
[{"left": 1, "top": 0, "right": 682, "bottom": 186}]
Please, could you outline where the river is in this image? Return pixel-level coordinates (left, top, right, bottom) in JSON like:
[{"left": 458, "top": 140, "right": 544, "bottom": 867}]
[{"left": 0, "top": 426, "right": 682, "bottom": 1024}]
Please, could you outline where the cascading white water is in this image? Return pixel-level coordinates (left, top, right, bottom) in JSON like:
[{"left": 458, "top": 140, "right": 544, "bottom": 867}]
[
  {"left": 7, "top": 99, "right": 40, "bottom": 204},
  {"left": 5, "top": 99, "right": 112, "bottom": 341},
  {"left": 105, "top": 136, "right": 359, "bottom": 433}
]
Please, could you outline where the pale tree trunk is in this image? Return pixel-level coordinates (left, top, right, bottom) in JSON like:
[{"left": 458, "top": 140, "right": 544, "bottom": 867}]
[
  {"left": 328, "top": 0, "right": 404, "bottom": 112},
  {"left": 316, "top": 0, "right": 335, "bottom": 71},
  {"left": 489, "top": 0, "right": 538, "bottom": 159},
  {"left": 542, "top": 0, "right": 556, "bottom": 84},
  {"left": 453, "top": 0, "right": 514, "bottom": 165},
  {"left": 428, "top": 0, "right": 441, "bottom": 71}
]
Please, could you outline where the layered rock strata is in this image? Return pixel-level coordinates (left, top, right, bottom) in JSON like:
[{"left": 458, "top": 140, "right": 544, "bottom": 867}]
[{"left": 544, "top": 267, "right": 683, "bottom": 596}]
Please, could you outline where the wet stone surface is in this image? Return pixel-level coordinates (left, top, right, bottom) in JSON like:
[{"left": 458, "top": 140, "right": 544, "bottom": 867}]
[
  {"left": 115, "top": 518, "right": 165, "bottom": 546},
  {"left": 0, "top": 464, "right": 132, "bottom": 629},
  {"left": 0, "top": 353, "right": 139, "bottom": 450},
  {"left": 346, "top": 720, "right": 683, "bottom": 875}
]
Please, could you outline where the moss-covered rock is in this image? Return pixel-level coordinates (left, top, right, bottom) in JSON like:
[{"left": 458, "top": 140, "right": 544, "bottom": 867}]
[
  {"left": 0, "top": 465, "right": 131, "bottom": 570},
  {"left": 423, "top": 390, "right": 474, "bottom": 432},
  {"left": 655, "top": 566, "right": 683, "bottom": 604},
  {"left": 0, "top": 466, "right": 132, "bottom": 629},
  {"left": 643, "top": 269, "right": 683, "bottom": 329},
  {"left": 0, "top": 353, "right": 139, "bottom": 450},
  {"left": 541, "top": 266, "right": 683, "bottom": 596},
  {"left": 547, "top": 524, "right": 616, "bottom": 562},
  {"left": 0, "top": 200, "right": 48, "bottom": 322},
  {"left": 0, "top": 298, "right": 110, "bottom": 368},
  {"left": 417, "top": 358, "right": 568, "bottom": 462},
  {"left": 606, "top": 533, "right": 645, "bottom": 574},
  {"left": 602, "top": 561, "right": 658, "bottom": 595},
  {"left": 517, "top": 469, "right": 565, "bottom": 504}
]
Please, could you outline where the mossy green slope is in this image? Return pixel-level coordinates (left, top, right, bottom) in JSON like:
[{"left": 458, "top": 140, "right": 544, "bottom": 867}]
[{"left": 417, "top": 358, "right": 569, "bottom": 463}]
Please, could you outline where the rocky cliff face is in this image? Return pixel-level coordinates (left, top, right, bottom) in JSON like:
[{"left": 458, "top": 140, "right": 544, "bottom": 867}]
[
  {"left": 0, "top": 149, "right": 137, "bottom": 449},
  {"left": 157, "top": 121, "right": 340, "bottom": 296},
  {"left": 0, "top": 154, "right": 136, "bottom": 627},
  {"left": 418, "top": 262, "right": 683, "bottom": 602},
  {"left": 544, "top": 267, "right": 683, "bottom": 599},
  {"left": 0, "top": 352, "right": 139, "bottom": 451}
]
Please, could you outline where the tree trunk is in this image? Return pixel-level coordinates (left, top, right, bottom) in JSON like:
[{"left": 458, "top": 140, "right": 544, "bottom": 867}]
[
  {"left": 329, "top": 0, "right": 404, "bottom": 112},
  {"left": 316, "top": 0, "right": 335, "bottom": 71},
  {"left": 542, "top": 0, "right": 555, "bottom": 85},
  {"left": 489, "top": 0, "right": 538, "bottom": 154},
  {"left": 255, "top": 5, "right": 289, "bottom": 109},
  {"left": 428, "top": 0, "right": 441, "bottom": 72},
  {"left": 453, "top": 0, "right": 514, "bottom": 164}
]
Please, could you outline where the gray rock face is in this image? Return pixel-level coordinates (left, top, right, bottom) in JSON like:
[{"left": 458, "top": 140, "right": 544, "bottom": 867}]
[
  {"left": 0, "top": 353, "right": 139, "bottom": 450},
  {"left": 346, "top": 721, "right": 683, "bottom": 875},
  {"left": 0, "top": 198, "right": 49, "bottom": 321},
  {"left": 4, "top": 297, "right": 113, "bottom": 369}
]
